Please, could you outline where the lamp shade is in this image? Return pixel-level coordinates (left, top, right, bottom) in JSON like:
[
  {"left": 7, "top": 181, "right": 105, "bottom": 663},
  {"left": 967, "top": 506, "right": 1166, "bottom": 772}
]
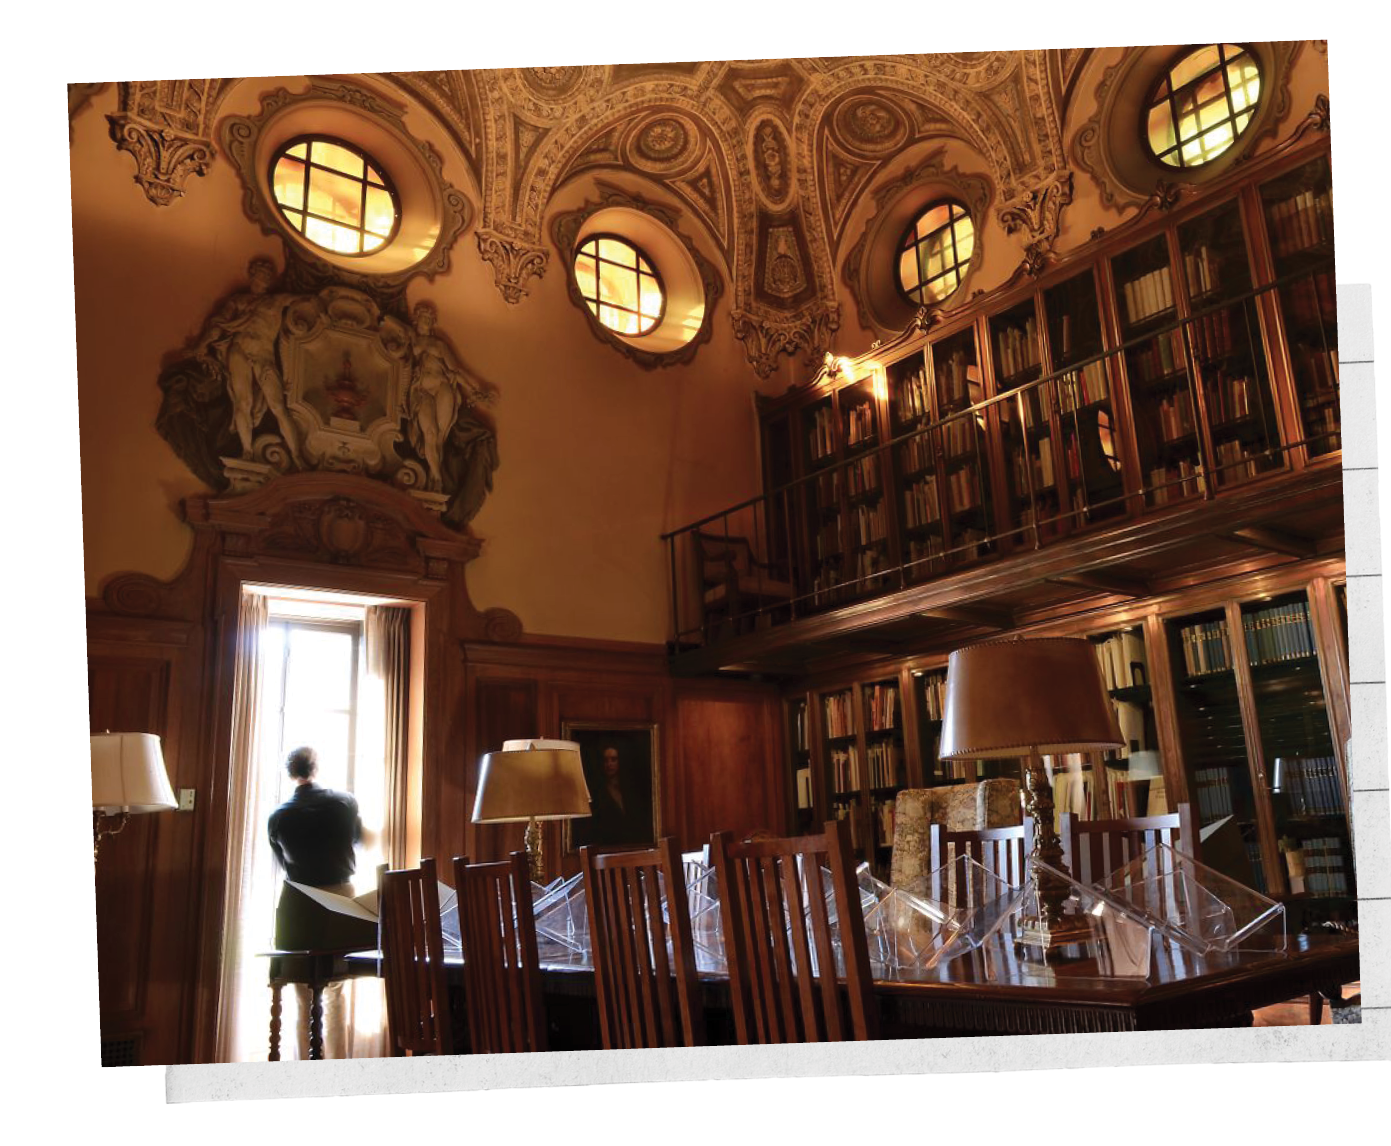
[
  {"left": 91, "top": 732, "right": 177, "bottom": 813},
  {"left": 939, "top": 637, "right": 1123, "bottom": 759},
  {"left": 472, "top": 743, "right": 591, "bottom": 824}
]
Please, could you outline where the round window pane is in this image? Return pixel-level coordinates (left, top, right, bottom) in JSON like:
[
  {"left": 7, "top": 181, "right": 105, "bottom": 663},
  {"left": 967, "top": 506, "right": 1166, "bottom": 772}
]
[
  {"left": 1147, "top": 45, "right": 1261, "bottom": 169},
  {"left": 270, "top": 136, "right": 401, "bottom": 256},
  {"left": 897, "top": 201, "right": 973, "bottom": 307},
  {"left": 573, "top": 235, "right": 665, "bottom": 336}
]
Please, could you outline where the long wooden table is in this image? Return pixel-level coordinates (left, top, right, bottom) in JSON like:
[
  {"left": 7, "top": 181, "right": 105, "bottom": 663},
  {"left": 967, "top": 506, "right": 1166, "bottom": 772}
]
[{"left": 352, "top": 931, "right": 1359, "bottom": 1050}]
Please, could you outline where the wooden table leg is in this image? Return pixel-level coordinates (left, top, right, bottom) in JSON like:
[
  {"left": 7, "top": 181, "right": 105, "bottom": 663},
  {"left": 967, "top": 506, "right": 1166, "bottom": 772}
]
[
  {"left": 269, "top": 982, "right": 283, "bottom": 1062},
  {"left": 309, "top": 983, "right": 325, "bottom": 1060}
]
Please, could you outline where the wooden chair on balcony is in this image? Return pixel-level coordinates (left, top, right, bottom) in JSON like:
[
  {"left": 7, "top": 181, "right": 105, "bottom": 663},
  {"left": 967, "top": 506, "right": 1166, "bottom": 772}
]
[
  {"left": 580, "top": 837, "right": 706, "bottom": 1049},
  {"left": 1059, "top": 804, "right": 1198, "bottom": 885},
  {"left": 693, "top": 531, "right": 793, "bottom": 640},
  {"left": 380, "top": 857, "right": 453, "bottom": 1055},
  {"left": 710, "top": 819, "right": 878, "bottom": 1043},
  {"left": 453, "top": 851, "right": 547, "bottom": 1054}
]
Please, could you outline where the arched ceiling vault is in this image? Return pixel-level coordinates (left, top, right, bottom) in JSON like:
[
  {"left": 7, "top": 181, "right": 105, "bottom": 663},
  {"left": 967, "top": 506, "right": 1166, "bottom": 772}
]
[{"left": 97, "top": 53, "right": 1089, "bottom": 378}]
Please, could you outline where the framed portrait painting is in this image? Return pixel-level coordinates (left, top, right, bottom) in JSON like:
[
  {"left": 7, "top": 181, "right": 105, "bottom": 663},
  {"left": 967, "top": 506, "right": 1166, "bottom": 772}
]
[{"left": 561, "top": 722, "right": 660, "bottom": 851}]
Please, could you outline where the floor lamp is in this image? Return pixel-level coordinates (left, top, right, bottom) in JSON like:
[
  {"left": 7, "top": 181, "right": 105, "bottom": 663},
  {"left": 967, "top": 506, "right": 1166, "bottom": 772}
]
[
  {"left": 472, "top": 739, "right": 592, "bottom": 883},
  {"left": 91, "top": 732, "right": 178, "bottom": 862},
  {"left": 938, "top": 637, "right": 1123, "bottom": 950}
]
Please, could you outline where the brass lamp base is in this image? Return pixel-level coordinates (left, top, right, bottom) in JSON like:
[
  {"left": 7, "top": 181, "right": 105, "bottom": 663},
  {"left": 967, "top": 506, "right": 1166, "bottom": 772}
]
[
  {"left": 93, "top": 810, "right": 130, "bottom": 862},
  {"left": 1017, "top": 749, "right": 1094, "bottom": 956},
  {"left": 523, "top": 816, "right": 544, "bottom": 883}
]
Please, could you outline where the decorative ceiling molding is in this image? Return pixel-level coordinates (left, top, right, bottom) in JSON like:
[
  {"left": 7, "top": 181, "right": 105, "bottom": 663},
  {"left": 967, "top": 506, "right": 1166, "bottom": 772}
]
[
  {"left": 107, "top": 80, "right": 236, "bottom": 206},
  {"left": 998, "top": 170, "right": 1074, "bottom": 276}
]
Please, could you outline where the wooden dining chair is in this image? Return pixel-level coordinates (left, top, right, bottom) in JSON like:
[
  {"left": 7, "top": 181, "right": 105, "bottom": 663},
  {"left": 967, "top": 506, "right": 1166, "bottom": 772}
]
[
  {"left": 580, "top": 836, "right": 706, "bottom": 1049},
  {"left": 379, "top": 857, "right": 453, "bottom": 1055},
  {"left": 709, "top": 819, "right": 878, "bottom": 1043},
  {"left": 1059, "top": 803, "right": 1198, "bottom": 885},
  {"left": 452, "top": 852, "right": 548, "bottom": 1054},
  {"left": 927, "top": 821, "right": 1034, "bottom": 900}
]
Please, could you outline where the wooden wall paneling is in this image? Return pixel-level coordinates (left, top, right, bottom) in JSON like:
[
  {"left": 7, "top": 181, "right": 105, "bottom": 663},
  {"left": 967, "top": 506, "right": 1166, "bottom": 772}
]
[
  {"left": 1143, "top": 609, "right": 1190, "bottom": 809},
  {"left": 668, "top": 681, "right": 784, "bottom": 850},
  {"left": 87, "top": 617, "right": 202, "bottom": 1067}
]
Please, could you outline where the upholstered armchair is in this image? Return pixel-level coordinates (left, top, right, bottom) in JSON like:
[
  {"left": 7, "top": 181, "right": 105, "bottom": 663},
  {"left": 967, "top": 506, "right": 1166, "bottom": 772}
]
[{"left": 888, "top": 779, "right": 1022, "bottom": 888}]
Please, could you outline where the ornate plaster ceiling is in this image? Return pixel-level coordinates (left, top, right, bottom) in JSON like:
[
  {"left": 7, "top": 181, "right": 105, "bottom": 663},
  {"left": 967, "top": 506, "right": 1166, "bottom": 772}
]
[{"left": 98, "top": 53, "right": 1094, "bottom": 377}]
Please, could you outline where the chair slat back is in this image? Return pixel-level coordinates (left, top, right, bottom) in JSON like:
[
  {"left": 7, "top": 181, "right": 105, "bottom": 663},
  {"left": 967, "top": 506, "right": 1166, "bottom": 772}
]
[
  {"left": 927, "top": 822, "right": 1033, "bottom": 907},
  {"left": 1060, "top": 803, "right": 1198, "bottom": 885},
  {"left": 380, "top": 857, "right": 452, "bottom": 1055},
  {"left": 710, "top": 819, "right": 877, "bottom": 1043},
  {"left": 453, "top": 852, "right": 548, "bottom": 1054},
  {"left": 580, "top": 837, "right": 705, "bottom": 1049}
]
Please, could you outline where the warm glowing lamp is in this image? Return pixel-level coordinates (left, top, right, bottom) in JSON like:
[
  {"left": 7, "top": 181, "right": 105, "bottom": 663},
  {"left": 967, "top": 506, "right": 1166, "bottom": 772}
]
[
  {"left": 91, "top": 732, "right": 178, "bottom": 861},
  {"left": 472, "top": 739, "right": 591, "bottom": 882}
]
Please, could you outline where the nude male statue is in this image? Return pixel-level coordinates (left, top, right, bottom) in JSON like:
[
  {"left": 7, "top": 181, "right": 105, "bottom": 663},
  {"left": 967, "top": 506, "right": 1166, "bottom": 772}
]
[{"left": 193, "top": 257, "right": 304, "bottom": 465}]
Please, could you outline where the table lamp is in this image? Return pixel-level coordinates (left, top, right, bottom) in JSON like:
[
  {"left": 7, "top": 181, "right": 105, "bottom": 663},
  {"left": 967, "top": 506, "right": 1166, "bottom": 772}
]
[
  {"left": 472, "top": 739, "right": 591, "bottom": 882},
  {"left": 91, "top": 732, "right": 178, "bottom": 861},
  {"left": 938, "top": 637, "right": 1123, "bottom": 949}
]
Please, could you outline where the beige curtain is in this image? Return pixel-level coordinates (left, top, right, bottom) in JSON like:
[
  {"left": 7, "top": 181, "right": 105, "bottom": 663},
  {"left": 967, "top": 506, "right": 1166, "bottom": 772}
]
[
  {"left": 213, "top": 590, "right": 268, "bottom": 1063},
  {"left": 366, "top": 605, "right": 412, "bottom": 868}
]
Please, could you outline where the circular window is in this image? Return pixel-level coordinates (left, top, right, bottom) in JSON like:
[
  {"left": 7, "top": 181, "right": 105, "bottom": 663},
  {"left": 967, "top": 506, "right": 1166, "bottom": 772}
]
[
  {"left": 897, "top": 201, "right": 975, "bottom": 306},
  {"left": 269, "top": 135, "right": 401, "bottom": 256},
  {"left": 573, "top": 235, "right": 666, "bottom": 336},
  {"left": 1146, "top": 45, "right": 1262, "bottom": 169}
]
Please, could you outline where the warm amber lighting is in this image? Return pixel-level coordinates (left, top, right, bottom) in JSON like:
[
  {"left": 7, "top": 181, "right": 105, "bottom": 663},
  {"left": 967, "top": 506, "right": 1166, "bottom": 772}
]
[
  {"left": 270, "top": 136, "right": 399, "bottom": 255},
  {"left": 1147, "top": 45, "right": 1261, "bottom": 169},
  {"left": 898, "top": 201, "right": 974, "bottom": 306},
  {"left": 574, "top": 235, "right": 664, "bottom": 335}
]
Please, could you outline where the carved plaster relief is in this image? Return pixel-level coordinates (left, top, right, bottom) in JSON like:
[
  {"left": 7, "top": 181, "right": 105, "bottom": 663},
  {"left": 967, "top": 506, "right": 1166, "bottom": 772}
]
[{"left": 107, "top": 79, "right": 235, "bottom": 206}]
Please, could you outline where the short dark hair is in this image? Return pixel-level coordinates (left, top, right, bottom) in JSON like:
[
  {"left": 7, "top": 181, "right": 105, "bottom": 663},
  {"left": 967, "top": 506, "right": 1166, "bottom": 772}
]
[{"left": 285, "top": 746, "right": 318, "bottom": 781}]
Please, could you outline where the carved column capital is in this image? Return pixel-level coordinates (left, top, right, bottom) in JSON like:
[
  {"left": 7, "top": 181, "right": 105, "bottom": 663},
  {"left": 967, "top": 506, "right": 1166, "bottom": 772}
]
[
  {"left": 107, "top": 113, "right": 214, "bottom": 206},
  {"left": 999, "top": 171, "right": 1073, "bottom": 277},
  {"left": 731, "top": 303, "right": 840, "bottom": 379},
  {"left": 476, "top": 230, "right": 549, "bottom": 304}
]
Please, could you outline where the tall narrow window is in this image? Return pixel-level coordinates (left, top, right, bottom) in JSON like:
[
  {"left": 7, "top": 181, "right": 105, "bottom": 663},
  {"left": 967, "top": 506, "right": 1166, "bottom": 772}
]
[
  {"left": 270, "top": 136, "right": 400, "bottom": 255},
  {"left": 898, "top": 201, "right": 975, "bottom": 306},
  {"left": 1147, "top": 45, "right": 1262, "bottom": 169}
]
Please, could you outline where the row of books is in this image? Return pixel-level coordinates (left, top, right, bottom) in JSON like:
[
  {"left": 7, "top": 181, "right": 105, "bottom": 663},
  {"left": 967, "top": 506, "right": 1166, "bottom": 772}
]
[
  {"left": 807, "top": 405, "right": 837, "bottom": 462},
  {"left": 994, "top": 316, "right": 1041, "bottom": 380},
  {"left": 1011, "top": 434, "right": 1056, "bottom": 494},
  {"left": 1242, "top": 599, "right": 1316, "bottom": 665},
  {"left": 851, "top": 548, "right": 889, "bottom": 588},
  {"left": 1128, "top": 327, "right": 1187, "bottom": 386},
  {"left": 1157, "top": 389, "right": 1195, "bottom": 443},
  {"left": 1184, "top": 243, "right": 1224, "bottom": 300},
  {"left": 1291, "top": 343, "right": 1339, "bottom": 396},
  {"left": 898, "top": 432, "right": 934, "bottom": 476},
  {"left": 1204, "top": 371, "right": 1254, "bottom": 426},
  {"left": 948, "top": 465, "right": 982, "bottom": 514},
  {"left": 1213, "top": 440, "right": 1260, "bottom": 483},
  {"left": 920, "top": 672, "right": 948, "bottom": 721},
  {"left": 892, "top": 364, "right": 932, "bottom": 425},
  {"left": 903, "top": 475, "right": 941, "bottom": 529},
  {"left": 1121, "top": 264, "right": 1176, "bottom": 326},
  {"left": 866, "top": 741, "right": 903, "bottom": 789},
  {"left": 845, "top": 454, "right": 880, "bottom": 497},
  {"left": 815, "top": 468, "right": 840, "bottom": 506},
  {"left": 829, "top": 746, "right": 861, "bottom": 793},
  {"left": 1059, "top": 360, "right": 1109, "bottom": 411},
  {"left": 937, "top": 349, "right": 973, "bottom": 408},
  {"left": 950, "top": 527, "right": 988, "bottom": 561},
  {"left": 1147, "top": 458, "right": 1203, "bottom": 505},
  {"left": 849, "top": 502, "right": 888, "bottom": 547},
  {"left": 865, "top": 683, "right": 900, "bottom": 731},
  {"left": 1293, "top": 836, "right": 1349, "bottom": 896},
  {"left": 1281, "top": 271, "right": 1336, "bottom": 330},
  {"left": 1094, "top": 629, "right": 1148, "bottom": 692},
  {"left": 1178, "top": 618, "right": 1233, "bottom": 676},
  {"left": 941, "top": 415, "right": 978, "bottom": 459},
  {"left": 1192, "top": 765, "right": 1239, "bottom": 822},
  {"left": 1245, "top": 841, "right": 1268, "bottom": 893},
  {"left": 823, "top": 690, "right": 857, "bottom": 738},
  {"left": 1273, "top": 755, "right": 1345, "bottom": 816},
  {"left": 1302, "top": 403, "right": 1340, "bottom": 446},
  {"left": 811, "top": 567, "right": 844, "bottom": 606},
  {"left": 1187, "top": 306, "right": 1237, "bottom": 363},
  {"left": 873, "top": 798, "right": 897, "bottom": 848},
  {"left": 906, "top": 535, "right": 945, "bottom": 568},
  {"left": 845, "top": 401, "right": 877, "bottom": 448},
  {"left": 1107, "top": 771, "right": 1168, "bottom": 819},
  {"left": 1266, "top": 186, "right": 1333, "bottom": 261}
]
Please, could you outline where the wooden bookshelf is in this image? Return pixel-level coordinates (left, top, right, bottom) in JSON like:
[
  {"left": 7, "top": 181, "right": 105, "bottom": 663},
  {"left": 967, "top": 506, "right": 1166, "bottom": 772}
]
[{"left": 787, "top": 695, "right": 815, "bottom": 837}]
